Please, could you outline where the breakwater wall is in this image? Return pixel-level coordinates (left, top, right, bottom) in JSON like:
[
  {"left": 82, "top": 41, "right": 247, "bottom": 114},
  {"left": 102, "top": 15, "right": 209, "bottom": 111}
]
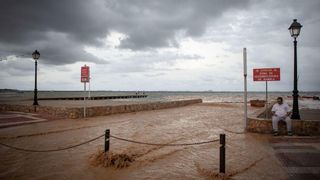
[
  {"left": 37, "top": 95, "right": 147, "bottom": 100},
  {"left": 0, "top": 99, "right": 202, "bottom": 119}
]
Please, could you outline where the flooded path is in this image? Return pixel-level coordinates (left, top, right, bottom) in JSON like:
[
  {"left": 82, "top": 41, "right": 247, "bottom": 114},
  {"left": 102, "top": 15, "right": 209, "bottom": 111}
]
[{"left": 0, "top": 103, "right": 287, "bottom": 179}]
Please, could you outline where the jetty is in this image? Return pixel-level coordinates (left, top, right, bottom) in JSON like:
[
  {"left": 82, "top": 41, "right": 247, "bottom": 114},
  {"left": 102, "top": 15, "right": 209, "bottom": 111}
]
[{"left": 37, "top": 95, "right": 148, "bottom": 101}]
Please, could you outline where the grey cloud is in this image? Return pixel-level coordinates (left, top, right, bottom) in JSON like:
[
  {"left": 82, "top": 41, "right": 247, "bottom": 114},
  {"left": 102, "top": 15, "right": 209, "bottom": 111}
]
[
  {"left": 113, "top": 0, "right": 250, "bottom": 50},
  {"left": 35, "top": 32, "right": 108, "bottom": 65},
  {"left": 0, "top": 59, "right": 34, "bottom": 76},
  {"left": 0, "top": 0, "right": 107, "bottom": 46},
  {"left": 0, "top": 0, "right": 110, "bottom": 65},
  {"left": 205, "top": 0, "right": 320, "bottom": 52},
  {"left": 1, "top": 0, "right": 320, "bottom": 91},
  {"left": 144, "top": 73, "right": 167, "bottom": 78},
  {"left": 106, "top": 51, "right": 202, "bottom": 73},
  {"left": 0, "top": 0, "right": 250, "bottom": 65}
]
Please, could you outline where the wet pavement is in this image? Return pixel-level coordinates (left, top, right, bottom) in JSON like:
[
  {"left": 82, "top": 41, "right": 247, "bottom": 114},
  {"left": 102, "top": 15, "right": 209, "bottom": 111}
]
[
  {"left": 0, "top": 103, "right": 317, "bottom": 179},
  {"left": 0, "top": 111, "right": 48, "bottom": 128}
]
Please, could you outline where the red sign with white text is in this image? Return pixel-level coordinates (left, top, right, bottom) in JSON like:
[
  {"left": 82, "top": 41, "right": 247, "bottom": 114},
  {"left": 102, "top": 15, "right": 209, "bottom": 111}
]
[
  {"left": 81, "top": 66, "right": 90, "bottom": 82},
  {"left": 253, "top": 68, "right": 280, "bottom": 81}
]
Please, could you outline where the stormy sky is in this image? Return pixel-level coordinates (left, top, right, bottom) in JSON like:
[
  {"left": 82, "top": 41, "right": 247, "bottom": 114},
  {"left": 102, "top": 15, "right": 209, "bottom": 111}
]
[{"left": 0, "top": 0, "right": 319, "bottom": 91}]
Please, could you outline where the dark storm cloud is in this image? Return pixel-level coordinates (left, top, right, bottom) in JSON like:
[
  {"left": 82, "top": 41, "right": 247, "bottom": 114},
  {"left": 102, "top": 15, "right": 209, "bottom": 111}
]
[
  {"left": 0, "top": 0, "right": 108, "bottom": 45},
  {"left": 0, "top": 0, "right": 110, "bottom": 65},
  {"left": 0, "top": 0, "right": 250, "bottom": 65}
]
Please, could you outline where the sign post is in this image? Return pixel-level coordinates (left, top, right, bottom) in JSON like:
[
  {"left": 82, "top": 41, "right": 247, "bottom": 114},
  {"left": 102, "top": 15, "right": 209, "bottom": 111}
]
[
  {"left": 243, "top": 48, "right": 248, "bottom": 130},
  {"left": 81, "top": 65, "right": 90, "bottom": 118},
  {"left": 84, "top": 82, "right": 86, "bottom": 117},
  {"left": 253, "top": 68, "right": 280, "bottom": 119},
  {"left": 266, "top": 81, "right": 268, "bottom": 119},
  {"left": 89, "top": 77, "right": 91, "bottom": 100}
]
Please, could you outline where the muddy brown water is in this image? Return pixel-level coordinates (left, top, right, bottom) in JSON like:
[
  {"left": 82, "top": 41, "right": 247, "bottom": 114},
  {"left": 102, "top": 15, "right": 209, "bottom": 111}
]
[{"left": 0, "top": 103, "right": 287, "bottom": 179}]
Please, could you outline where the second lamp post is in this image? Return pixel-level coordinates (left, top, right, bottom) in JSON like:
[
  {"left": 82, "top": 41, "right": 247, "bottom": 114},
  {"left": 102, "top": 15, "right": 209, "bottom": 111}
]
[
  {"left": 288, "top": 19, "right": 302, "bottom": 120},
  {"left": 32, "top": 50, "right": 40, "bottom": 106}
]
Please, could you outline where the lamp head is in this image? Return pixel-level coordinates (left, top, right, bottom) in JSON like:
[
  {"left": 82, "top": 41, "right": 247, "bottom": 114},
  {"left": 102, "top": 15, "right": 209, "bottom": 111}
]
[
  {"left": 32, "top": 50, "right": 40, "bottom": 60},
  {"left": 288, "top": 19, "right": 302, "bottom": 38}
]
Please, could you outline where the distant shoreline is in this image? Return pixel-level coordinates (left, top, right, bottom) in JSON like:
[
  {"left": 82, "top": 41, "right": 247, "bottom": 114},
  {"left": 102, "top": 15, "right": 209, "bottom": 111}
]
[
  {"left": 0, "top": 89, "right": 22, "bottom": 93},
  {"left": 1, "top": 89, "right": 319, "bottom": 93}
]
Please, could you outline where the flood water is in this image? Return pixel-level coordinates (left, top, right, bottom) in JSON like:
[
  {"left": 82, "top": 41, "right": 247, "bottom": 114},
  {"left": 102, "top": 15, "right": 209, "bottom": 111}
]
[{"left": 0, "top": 103, "right": 287, "bottom": 179}]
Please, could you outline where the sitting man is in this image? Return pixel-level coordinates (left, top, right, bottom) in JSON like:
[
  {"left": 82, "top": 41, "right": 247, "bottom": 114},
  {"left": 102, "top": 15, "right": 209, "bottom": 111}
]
[{"left": 271, "top": 97, "right": 292, "bottom": 136}]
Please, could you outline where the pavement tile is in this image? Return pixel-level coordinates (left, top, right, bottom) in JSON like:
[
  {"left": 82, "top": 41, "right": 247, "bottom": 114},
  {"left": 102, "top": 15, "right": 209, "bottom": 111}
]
[
  {"left": 271, "top": 137, "right": 320, "bottom": 179},
  {"left": 276, "top": 152, "right": 320, "bottom": 167},
  {"left": 287, "top": 167, "right": 320, "bottom": 174},
  {"left": 272, "top": 145, "right": 316, "bottom": 150},
  {"left": 288, "top": 173, "right": 320, "bottom": 180},
  {"left": 270, "top": 137, "right": 320, "bottom": 143}
]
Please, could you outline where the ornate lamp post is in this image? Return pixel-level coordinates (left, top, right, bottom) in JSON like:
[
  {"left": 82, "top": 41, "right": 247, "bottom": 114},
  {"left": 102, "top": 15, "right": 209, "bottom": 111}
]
[
  {"left": 288, "top": 19, "right": 302, "bottom": 119},
  {"left": 32, "top": 50, "right": 40, "bottom": 105}
]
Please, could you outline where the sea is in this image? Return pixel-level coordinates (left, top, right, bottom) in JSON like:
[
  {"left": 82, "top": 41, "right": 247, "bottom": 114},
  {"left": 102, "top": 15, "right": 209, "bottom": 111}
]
[{"left": 0, "top": 91, "right": 319, "bottom": 109}]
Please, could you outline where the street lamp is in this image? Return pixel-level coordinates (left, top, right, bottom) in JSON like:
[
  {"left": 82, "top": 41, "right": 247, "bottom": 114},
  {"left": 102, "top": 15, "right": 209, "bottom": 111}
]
[
  {"left": 288, "top": 19, "right": 302, "bottom": 119},
  {"left": 32, "top": 50, "right": 40, "bottom": 106}
]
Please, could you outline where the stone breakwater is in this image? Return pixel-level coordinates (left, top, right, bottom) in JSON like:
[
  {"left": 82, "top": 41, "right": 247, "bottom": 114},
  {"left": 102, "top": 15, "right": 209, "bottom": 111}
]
[{"left": 0, "top": 99, "right": 202, "bottom": 119}]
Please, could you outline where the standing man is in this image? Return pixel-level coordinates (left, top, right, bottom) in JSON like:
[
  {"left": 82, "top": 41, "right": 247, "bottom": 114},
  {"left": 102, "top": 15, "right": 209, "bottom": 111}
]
[{"left": 272, "top": 97, "right": 292, "bottom": 136}]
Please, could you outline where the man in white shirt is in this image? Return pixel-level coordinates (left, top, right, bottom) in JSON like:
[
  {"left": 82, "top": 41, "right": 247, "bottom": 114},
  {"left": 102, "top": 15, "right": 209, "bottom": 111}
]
[{"left": 271, "top": 97, "right": 292, "bottom": 136}]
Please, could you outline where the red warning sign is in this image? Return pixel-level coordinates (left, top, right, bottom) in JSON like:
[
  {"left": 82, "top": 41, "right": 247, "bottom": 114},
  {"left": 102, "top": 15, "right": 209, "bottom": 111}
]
[
  {"left": 81, "top": 66, "right": 90, "bottom": 82},
  {"left": 253, "top": 68, "right": 280, "bottom": 81}
]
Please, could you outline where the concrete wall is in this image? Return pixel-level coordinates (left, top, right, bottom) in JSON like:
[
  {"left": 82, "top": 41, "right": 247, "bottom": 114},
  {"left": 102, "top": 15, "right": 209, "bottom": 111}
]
[{"left": 0, "top": 99, "right": 202, "bottom": 119}]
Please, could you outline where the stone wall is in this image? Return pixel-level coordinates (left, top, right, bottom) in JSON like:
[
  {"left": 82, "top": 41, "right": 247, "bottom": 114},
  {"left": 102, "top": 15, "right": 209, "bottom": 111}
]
[
  {"left": 0, "top": 99, "right": 202, "bottom": 119},
  {"left": 247, "top": 101, "right": 320, "bottom": 135},
  {"left": 247, "top": 117, "right": 320, "bottom": 136}
]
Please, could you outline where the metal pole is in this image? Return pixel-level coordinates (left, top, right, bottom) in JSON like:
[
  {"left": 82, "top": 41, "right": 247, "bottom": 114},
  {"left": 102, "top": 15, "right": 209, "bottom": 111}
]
[
  {"left": 265, "top": 81, "right": 268, "bottom": 119},
  {"left": 291, "top": 38, "right": 300, "bottom": 119},
  {"left": 219, "top": 134, "right": 226, "bottom": 173},
  {"left": 84, "top": 82, "right": 86, "bottom": 118},
  {"left": 33, "top": 60, "right": 39, "bottom": 106},
  {"left": 243, "top": 48, "right": 248, "bottom": 129},
  {"left": 105, "top": 129, "right": 110, "bottom": 152},
  {"left": 88, "top": 78, "right": 91, "bottom": 100}
]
